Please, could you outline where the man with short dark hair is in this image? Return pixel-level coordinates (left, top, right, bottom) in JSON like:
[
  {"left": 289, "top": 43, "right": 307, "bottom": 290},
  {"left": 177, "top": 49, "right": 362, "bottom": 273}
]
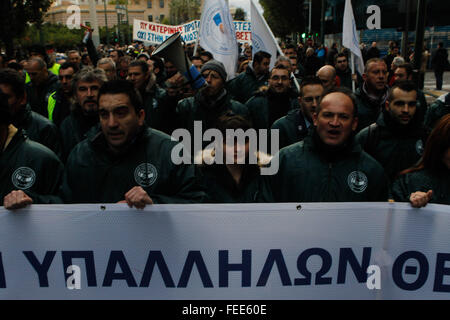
[
  {"left": 246, "top": 65, "right": 298, "bottom": 130},
  {"left": 0, "top": 91, "right": 63, "bottom": 210},
  {"left": 59, "top": 67, "right": 107, "bottom": 161},
  {"left": 271, "top": 76, "right": 324, "bottom": 149},
  {"left": 335, "top": 53, "right": 353, "bottom": 90},
  {"left": 356, "top": 80, "right": 428, "bottom": 181},
  {"left": 127, "top": 60, "right": 168, "bottom": 133},
  {"left": 25, "top": 57, "right": 60, "bottom": 117},
  {"left": 200, "top": 51, "right": 214, "bottom": 64},
  {"left": 59, "top": 80, "right": 204, "bottom": 206},
  {"left": 268, "top": 88, "right": 389, "bottom": 202},
  {"left": 227, "top": 50, "right": 271, "bottom": 103},
  {"left": 355, "top": 58, "right": 389, "bottom": 131},
  {"left": 48, "top": 62, "right": 79, "bottom": 127},
  {"left": 0, "top": 68, "right": 62, "bottom": 157}
]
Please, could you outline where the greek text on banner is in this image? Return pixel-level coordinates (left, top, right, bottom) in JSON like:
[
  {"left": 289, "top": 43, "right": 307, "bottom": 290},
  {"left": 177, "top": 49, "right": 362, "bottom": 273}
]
[{"left": 0, "top": 203, "right": 449, "bottom": 299}]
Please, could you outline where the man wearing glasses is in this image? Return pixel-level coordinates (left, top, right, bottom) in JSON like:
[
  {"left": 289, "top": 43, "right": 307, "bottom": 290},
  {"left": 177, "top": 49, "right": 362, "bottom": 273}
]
[{"left": 356, "top": 81, "right": 428, "bottom": 182}]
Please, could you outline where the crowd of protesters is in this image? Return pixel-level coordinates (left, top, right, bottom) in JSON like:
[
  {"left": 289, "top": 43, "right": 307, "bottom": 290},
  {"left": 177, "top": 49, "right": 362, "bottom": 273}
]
[{"left": 0, "top": 30, "right": 449, "bottom": 210}]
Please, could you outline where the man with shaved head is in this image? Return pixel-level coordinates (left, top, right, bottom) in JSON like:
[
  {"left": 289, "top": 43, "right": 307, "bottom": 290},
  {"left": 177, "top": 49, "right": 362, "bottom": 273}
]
[
  {"left": 267, "top": 87, "right": 389, "bottom": 202},
  {"left": 317, "top": 65, "right": 337, "bottom": 91}
]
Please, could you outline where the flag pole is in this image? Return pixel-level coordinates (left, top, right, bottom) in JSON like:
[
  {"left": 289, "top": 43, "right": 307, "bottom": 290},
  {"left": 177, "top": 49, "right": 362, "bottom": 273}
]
[{"left": 351, "top": 51, "right": 356, "bottom": 93}]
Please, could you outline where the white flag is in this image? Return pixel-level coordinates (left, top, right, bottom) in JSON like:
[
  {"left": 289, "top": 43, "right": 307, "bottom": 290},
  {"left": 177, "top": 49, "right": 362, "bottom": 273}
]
[
  {"left": 343, "top": 0, "right": 364, "bottom": 75},
  {"left": 199, "top": 0, "right": 238, "bottom": 80},
  {"left": 250, "top": 0, "right": 280, "bottom": 68}
]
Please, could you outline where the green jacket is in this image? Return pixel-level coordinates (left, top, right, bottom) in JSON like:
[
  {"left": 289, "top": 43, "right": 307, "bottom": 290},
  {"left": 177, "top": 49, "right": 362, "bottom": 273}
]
[
  {"left": 25, "top": 73, "right": 60, "bottom": 118},
  {"left": 1, "top": 127, "right": 63, "bottom": 205},
  {"left": 141, "top": 82, "right": 175, "bottom": 135},
  {"left": 246, "top": 89, "right": 299, "bottom": 130},
  {"left": 59, "top": 108, "right": 99, "bottom": 162},
  {"left": 176, "top": 89, "right": 249, "bottom": 138},
  {"left": 424, "top": 93, "right": 449, "bottom": 132},
  {"left": 336, "top": 67, "right": 353, "bottom": 90},
  {"left": 271, "top": 109, "right": 310, "bottom": 149},
  {"left": 227, "top": 66, "right": 269, "bottom": 104},
  {"left": 356, "top": 111, "right": 428, "bottom": 182},
  {"left": 60, "top": 126, "right": 205, "bottom": 204},
  {"left": 267, "top": 131, "right": 389, "bottom": 202},
  {"left": 13, "top": 104, "right": 62, "bottom": 158},
  {"left": 392, "top": 169, "right": 450, "bottom": 205}
]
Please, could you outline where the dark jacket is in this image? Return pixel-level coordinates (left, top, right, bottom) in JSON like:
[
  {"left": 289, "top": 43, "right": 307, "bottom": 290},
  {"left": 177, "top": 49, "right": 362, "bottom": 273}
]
[
  {"left": 336, "top": 67, "right": 353, "bottom": 90},
  {"left": 0, "top": 126, "right": 63, "bottom": 205},
  {"left": 354, "top": 85, "right": 388, "bottom": 132},
  {"left": 366, "top": 46, "right": 380, "bottom": 61},
  {"left": 196, "top": 149, "right": 272, "bottom": 203},
  {"left": 60, "top": 126, "right": 205, "bottom": 204},
  {"left": 12, "top": 104, "right": 62, "bottom": 158},
  {"left": 431, "top": 47, "right": 449, "bottom": 72},
  {"left": 392, "top": 169, "right": 450, "bottom": 205},
  {"left": 59, "top": 108, "right": 99, "bottom": 162},
  {"left": 176, "top": 88, "right": 249, "bottom": 138},
  {"left": 356, "top": 110, "right": 428, "bottom": 182},
  {"left": 48, "top": 88, "right": 72, "bottom": 128},
  {"left": 304, "top": 55, "right": 323, "bottom": 76},
  {"left": 25, "top": 72, "right": 60, "bottom": 118},
  {"left": 267, "top": 130, "right": 389, "bottom": 202},
  {"left": 424, "top": 93, "right": 450, "bottom": 131},
  {"left": 271, "top": 108, "right": 310, "bottom": 149},
  {"left": 227, "top": 65, "right": 269, "bottom": 104},
  {"left": 246, "top": 88, "right": 299, "bottom": 130}
]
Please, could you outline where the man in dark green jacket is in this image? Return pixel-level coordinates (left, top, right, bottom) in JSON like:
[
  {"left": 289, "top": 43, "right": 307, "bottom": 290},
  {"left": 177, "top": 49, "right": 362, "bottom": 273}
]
[
  {"left": 268, "top": 88, "right": 389, "bottom": 202},
  {"left": 59, "top": 67, "right": 107, "bottom": 162},
  {"left": 355, "top": 58, "right": 389, "bottom": 132},
  {"left": 176, "top": 60, "right": 249, "bottom": 154},
  {"left": 60, "top": 80, "right": 205, "bottom": 206},
  {"left": 227, "top": 51, "right": 271, "bottom": 104},
  {"left": 0, "top": 92, "right": 63, "bottom": 209},
  {"left": 0, "top": 68, "right": 62, "bottom": 158},
  {"left": 335, "top": 53, "right": 353, "bottom": 90},
  {"left": 246, "top": 65, "right": 299, "bottom": 130},
  {"left": 271, "top": 76, "right": 324, "bottom": 149},
  {"left": 356, "top": 81, "right": 428, "bottom": 182},
  {"left": 25, "top": 57, "right": 60, "bottom": 118}
]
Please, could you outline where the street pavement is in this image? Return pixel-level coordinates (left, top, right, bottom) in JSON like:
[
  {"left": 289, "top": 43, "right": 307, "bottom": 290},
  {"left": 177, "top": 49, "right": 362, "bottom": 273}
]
[{"left": 423, "top": 71, "right": 449, "bottom": 104}]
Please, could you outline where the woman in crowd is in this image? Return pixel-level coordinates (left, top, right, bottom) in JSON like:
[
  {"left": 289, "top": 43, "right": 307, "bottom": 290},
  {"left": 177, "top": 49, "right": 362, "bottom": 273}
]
[{"left": 392, "top": 114, "right": 450, "bottom": 207}]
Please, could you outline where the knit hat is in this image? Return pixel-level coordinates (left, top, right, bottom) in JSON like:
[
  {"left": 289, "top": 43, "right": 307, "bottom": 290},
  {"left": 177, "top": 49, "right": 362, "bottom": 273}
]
[{"left": 200, "top": 60, "right": 227, "bottom": 81}]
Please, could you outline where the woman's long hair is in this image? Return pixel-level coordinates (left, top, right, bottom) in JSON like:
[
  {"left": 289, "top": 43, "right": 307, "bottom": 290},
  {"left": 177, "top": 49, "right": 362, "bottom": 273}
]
[{"left": 400, "top": 114, "right": 450, "bottom": 175}]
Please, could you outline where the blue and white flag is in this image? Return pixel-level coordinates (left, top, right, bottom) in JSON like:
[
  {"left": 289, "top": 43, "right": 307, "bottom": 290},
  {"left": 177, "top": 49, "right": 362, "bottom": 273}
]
[
  {"left": 199, "top": 0, "right": 238, "bottom": 79},
  {"left": 250, "top": 0, "right": 279, "bottom": 68},
  {"left": 343, "top": 0, "right": 364, "bottom": 75}
]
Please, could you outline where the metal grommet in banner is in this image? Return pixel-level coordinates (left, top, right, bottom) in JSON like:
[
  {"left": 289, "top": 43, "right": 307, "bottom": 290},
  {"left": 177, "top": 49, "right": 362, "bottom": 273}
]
[
  {"left": 296, "top": 204, "right": 302, "bottom": 211},
  {"left": 100, "top": 205, "right": 106, "bottom": 211}
]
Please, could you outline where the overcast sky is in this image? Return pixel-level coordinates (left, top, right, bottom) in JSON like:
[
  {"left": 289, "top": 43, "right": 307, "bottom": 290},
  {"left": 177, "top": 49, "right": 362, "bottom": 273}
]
[{"left": 228, "top": 0, "right": 263, "bottom": 17}]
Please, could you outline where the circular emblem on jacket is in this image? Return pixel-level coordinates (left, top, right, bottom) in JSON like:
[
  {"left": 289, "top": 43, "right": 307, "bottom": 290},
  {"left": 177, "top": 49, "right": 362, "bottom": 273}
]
[
  {"left": 134, "top": 163, "right": 158, "bottom": 187},
  {"left": 347, "top": 171, "right": 368, "bottom": 193},
  {"left": 416, "top": 140, "right": 424, "bottom": 155},
  {"left": 11, "top": 167, "right": 36, "bottom": 190}
]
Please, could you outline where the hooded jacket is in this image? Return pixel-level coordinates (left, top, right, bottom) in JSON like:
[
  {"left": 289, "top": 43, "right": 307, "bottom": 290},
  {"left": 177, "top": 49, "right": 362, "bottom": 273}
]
[
  {"left": 355, "top": 84, "right": 389, "bottom": 132},
  {"left": 12, "top": 104, "right": 62, "bottom": 158},
  {"left": 59, "top": 126, "right": 205, "bottom": 204},
  {"left": 1, "top": 126, "right": 63, "bottom": 205},
  {"left": 246, "top": 87, "right": 299, "bottom": 130},
  {"left": 356, "top": 109, "right": 428, "bottom": 182},
  {"left": 267, "top": 130, "right": 389, "bottom": 202},
  {"left": 227, "top": 65, "right": 269, "bottom": 104},
  {"left": 195, "top": 148, "right": 273, "bottom": 203},
  {"left": 392, "top": 169, "right": 450, "bottom": 205}
]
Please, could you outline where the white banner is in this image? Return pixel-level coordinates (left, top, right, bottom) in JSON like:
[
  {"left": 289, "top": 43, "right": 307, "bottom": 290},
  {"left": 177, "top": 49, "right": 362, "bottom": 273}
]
[
  {"left": 343, "top": 0, "right": 365, "bottom": 75},
  {"left": 250, "top": 0, "right": 280, "bottom": 68},
  {"left": 199, "top": 0, "right": 239, "bottom": 79},
  {"left": 1, "top": 203, "right": 449, "bottom": 300},
  {"left": 133, "top": 19, "right": 200, "bottom": 44}
]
